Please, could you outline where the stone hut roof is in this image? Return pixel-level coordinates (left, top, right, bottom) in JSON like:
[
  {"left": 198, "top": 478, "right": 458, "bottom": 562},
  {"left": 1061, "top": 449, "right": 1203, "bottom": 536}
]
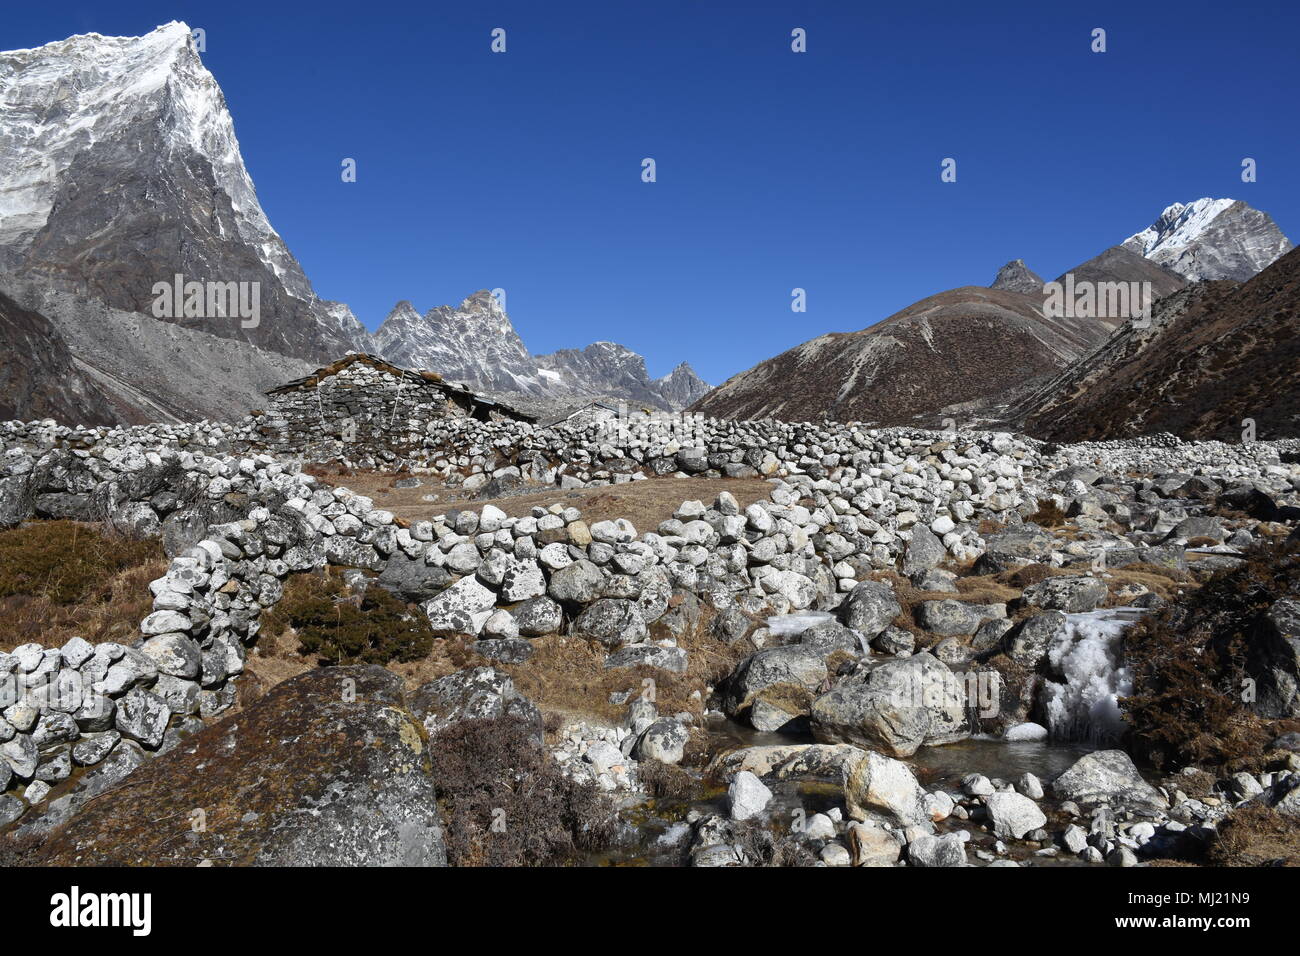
[{"left": 266, "top": 353, "right": 536, "bottom": 422}]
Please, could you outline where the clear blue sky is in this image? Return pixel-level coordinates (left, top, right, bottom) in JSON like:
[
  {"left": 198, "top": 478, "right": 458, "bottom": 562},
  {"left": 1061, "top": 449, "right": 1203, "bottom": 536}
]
[{"left": 7, "top": 1, "right": 1297, "bottom": 383}]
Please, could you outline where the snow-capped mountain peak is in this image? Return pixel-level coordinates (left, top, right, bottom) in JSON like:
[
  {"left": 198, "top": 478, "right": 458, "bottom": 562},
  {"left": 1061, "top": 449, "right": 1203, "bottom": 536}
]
[
  {"left": 1123, "top": 198, "right": 1237, "bottom": 257},
  {"left": 375, "top": 292, "right": 706, "bottom": 409},
  {"left": 0, "top": 23, "right": 371, "bottom": 359},
  {"left": 1121, "top": 198, "right": 1292, "bottom": 281}
]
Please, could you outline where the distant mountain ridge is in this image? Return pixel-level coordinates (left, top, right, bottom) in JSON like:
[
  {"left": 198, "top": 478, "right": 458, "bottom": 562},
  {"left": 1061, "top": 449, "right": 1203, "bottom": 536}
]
[
  {"left": 374, "top": 292, "right": 708, "bottom": 411},
  {"left": 691, "top": 199, "right": 1290, "bottom": 428},
  {"left": 1014, "top": 246, "right": 1300, "bottom": 442}
]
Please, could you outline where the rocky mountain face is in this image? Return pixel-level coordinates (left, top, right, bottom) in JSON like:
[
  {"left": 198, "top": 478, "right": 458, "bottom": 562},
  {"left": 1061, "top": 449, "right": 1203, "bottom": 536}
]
[
  {"left": 0, "top": 24, "right": 705, "bottom": 425},
  {"left": 1122, "top": 199, "right": 1293, "bottom": 281},
  {"left": 0, "top": 290, "right": 115, "bottom": 425},
  {"left": 374, "top": 292, "right": 542, "bottom": 395},
  {"left": 375, "top": 292, "right": 707, "bottom": 412},
  {"left": 990, "top": 259, "right": 1044, "bottom": 294},
  {"left": 689, "top": 282, "right": 1116, "bottom": 426},
  {"left": 0, "top": 22, "right": 371, "bottom": 362},
  {"left": 655, "top": 362, "right": 711, "bottom": 410},
  {"left": 3, "top": 277, "right": 313, "bottom": 424},
  {"left": 1017, "top": 246, "right": 1300, "bottom": 442}
]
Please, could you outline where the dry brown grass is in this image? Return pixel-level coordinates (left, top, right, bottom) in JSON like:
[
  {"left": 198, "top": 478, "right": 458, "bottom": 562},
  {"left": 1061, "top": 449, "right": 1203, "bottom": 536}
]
[
  {"left": 306, "top": 469, "right": 775, "bottom": 529},
  {"left": 1103, "top": 565, "right": 1194, "bottom": 605},
  {"left": 1028, "top": 501, "right": 1069, "bottom": 528},
  {"left": 1208, "top": 804, "right": 1300, "bottom": 866},
  {"left": 503, "top": 607, "right": 748, "bottom": 725},
  {"left": 0, "top": 521, "right": 166, "bottom": 652}
]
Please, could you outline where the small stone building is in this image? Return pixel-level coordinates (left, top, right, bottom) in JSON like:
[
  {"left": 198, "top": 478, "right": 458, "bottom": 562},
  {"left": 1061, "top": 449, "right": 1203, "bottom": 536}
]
[{"left": 251, "top": 353, "right": 533, "bottom": 460}]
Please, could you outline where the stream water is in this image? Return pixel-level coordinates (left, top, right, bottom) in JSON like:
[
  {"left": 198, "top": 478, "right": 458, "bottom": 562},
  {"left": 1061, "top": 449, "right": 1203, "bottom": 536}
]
[{"left": 591, "top": 607, "right": 1149, "bottom": 865}]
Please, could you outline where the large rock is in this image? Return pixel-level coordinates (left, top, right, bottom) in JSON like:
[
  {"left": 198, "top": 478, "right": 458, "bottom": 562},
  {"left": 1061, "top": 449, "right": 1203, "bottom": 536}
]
[
  {"left": 903, "top": 525, "right": 946, "bottom": 574},
  {"left": 907, "top": 832, "right": 967, "bottom": 867},
  {"left": 376, "top": 552, "right": 453, "bottom": 602},
  {"left": 572, "top": 599, "right": 648, "bottom": 648},
  {"left": 707, "top": 743, "right": 864, "bottom": 782},
  {"left": 0, "top": 474, "right": 34, "bottom": 529},
  {"left": 408, "top": 666, "right": 540, "bottom": 737},
  {"left": 842, "top": 750, "right": 931, "bottom": 827},
  {"left": 839, "top": 580, "right": 901, "bottom": 638},
  {"left": 26, "top": 666, "right": 447, "bottom": 866},
  {"left": 916, "top": 599, "right": 987, "bottom": 636},
  {"left": 514, "top": 596, "right": 563, "bottom": 636},
  {"left": 810, "top": 652, "right": 966, "bottom": 757},
  {"left": 722, "top": 645, "right": 828, "bottom": 727},
  {"left": 548, "top": 559, "right": 606, "bottom": 603},
  {"left": 848, "top": 823, "right": 902, "bottom": 866},
  {"left": 636, "top": 718, "right": 688, "bottom": 765},
  {"left": 727, "top": 770, "right": 772, "bottom": 821},
  {"left": 1004, "top": 611, "right": 1066, "bottom": 666},
  {"left": 1021, "top": 575, "right": 1108, "bottom": 613},
  {"left": 422, "top": 574, "right": 497, "bottom": 635},
  {"left": 973, "top": 528, "right": 1055, "bottom": 574},
  {"left": 983, "top": 791, "right": 1047, "bottom": 840},
  {"left": 1051, "top": 750, "right": 1168, "bottom": 811},
  {"left": 1249, "top": 596, "right": 1300, "bottom": 718}
]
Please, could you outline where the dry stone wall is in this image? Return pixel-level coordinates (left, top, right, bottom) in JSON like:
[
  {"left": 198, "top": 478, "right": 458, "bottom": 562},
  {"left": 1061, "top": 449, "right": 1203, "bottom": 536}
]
[{"left": 3, "top": 414, "right": 1300, "bottom": 838}]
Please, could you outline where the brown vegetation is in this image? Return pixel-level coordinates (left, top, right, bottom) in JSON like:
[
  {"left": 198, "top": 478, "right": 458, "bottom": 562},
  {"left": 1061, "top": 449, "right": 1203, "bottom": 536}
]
[
  {"left": 1122, "top": 539, "right": 1299, "bottom": 771},
  {"left": 428, "top": 715, "right": 617, "bottom": 866},
  {"left": 262, "top": 567, "right": 434, "bottom": 666},
  {"left": 504, "top": 608, "right": 748, "bottom": 725},
  {"left": 1027, "top": 501, "right": 1069, "bottom": 528},
  {"left": 306, "top": 468, "right": 775, "bottom": 529},
  {"left": 1208, "top": 804, "right": 1300, "bottom": 866},
  {"left": 0, "top": 521, "right": 165, "bottom": 652}
]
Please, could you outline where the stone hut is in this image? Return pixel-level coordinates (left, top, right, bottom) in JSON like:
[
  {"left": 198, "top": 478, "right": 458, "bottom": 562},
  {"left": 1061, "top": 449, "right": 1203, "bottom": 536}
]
[{"left": 252, "top": 353, "right": 533, "bottom": 460}]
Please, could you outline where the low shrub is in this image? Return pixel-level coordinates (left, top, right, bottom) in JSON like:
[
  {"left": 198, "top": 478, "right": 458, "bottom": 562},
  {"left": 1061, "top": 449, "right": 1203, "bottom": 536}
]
[
  {"left": 265, "top": 568, "right": 433, "bottom": 666},
  {"left": 637, "top": 758, "right": 699, "bottom": 802},
  {"left": 1122, "top": 539, "right": 1299, "bottom": 771},
  {"left": 1208, "top": 804, "right": 1300, "bottom": 866},
  {"left": 428, "top": 715, "right": 617, "bottom": 866},
  {"left": 1028, "top": 501, "right": 1069, "bottom": 528}
]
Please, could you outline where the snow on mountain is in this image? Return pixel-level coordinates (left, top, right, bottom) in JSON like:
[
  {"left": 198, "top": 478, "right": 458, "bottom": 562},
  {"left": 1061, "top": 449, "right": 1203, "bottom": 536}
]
[
  {"left": 375, "top": 292, "right": 706, "bottom": 410},
  {"left": 1121, "top": 198, "right": 1292, "bottom": 281},
  {"left": 0, "top": 22, "right": 371, "bottom": 360},
  {"left": 374, "top": 292, "right": 544, "bottom": 394}
]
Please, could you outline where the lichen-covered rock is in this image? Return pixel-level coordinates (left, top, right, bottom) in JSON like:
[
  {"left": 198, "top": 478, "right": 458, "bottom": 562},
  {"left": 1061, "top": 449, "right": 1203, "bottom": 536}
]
[
  {"left": 409, "top": 666, "right": 541, "bottom": 738},
  {"left": 1022, "top": 575, "right": 1108, "bottom": 613},
  {"left": 811, "top": 652, "right": 966, "bottom": 757},
  {"left": 1051, "top": 749, "right": 1168, "bottom": 811},
  {"left": 839, "top": 580, "right": 901, "bottom": 638},
  {"left": 572, "top": 598, "right": 648, "bottom": 649},
  {"left": 25, "top": 666, "right": 447, "bottom": 866}
]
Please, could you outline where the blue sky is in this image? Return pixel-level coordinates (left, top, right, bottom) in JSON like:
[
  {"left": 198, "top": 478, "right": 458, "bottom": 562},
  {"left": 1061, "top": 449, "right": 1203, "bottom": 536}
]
[{"left": 7, "top": 1, "right": 1298, "bottom": 384}]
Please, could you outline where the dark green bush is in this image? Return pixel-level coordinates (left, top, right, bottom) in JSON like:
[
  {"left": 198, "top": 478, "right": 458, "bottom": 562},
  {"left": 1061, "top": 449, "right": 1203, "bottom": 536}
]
[{"left": 267, "top": 568, "right": 434, "bottom": 666}]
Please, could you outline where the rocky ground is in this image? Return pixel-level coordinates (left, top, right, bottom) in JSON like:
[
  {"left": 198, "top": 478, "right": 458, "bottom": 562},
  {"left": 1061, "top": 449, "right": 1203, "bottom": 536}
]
[{"left": 0, "top": 416, "right": 1298, "bottom": 867}]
